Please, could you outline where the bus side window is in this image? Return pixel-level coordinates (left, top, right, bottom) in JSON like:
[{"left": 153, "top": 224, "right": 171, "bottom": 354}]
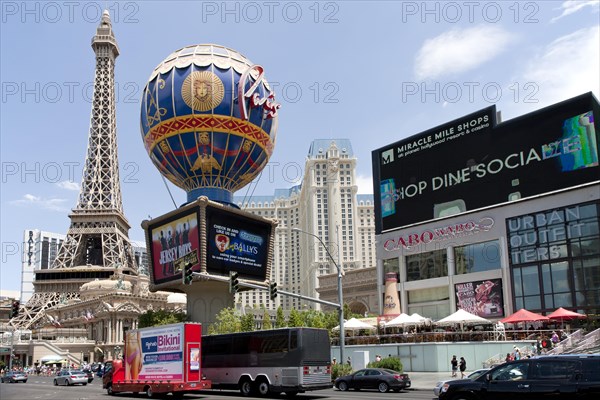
[{"left": 290, "top": 331, "right": 297, "bottom": 350}]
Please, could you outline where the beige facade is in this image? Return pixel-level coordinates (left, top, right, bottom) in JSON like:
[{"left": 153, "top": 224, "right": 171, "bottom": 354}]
[
  {"left": 235, "top": 139, "right": 377, "bottom": 311},
  {"left": 3, "top": 273, "right": 184, "bottom": 368},
  {"left": 316, "top": 267, "right": 378, "bottom": 315}
]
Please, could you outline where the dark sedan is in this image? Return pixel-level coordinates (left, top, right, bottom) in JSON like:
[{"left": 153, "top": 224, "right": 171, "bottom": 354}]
[
  {"left": 82, "top": 369, "right": 94, "bottom": 383},
  {"left": 335, "top": 368, "right": 411, "bottom": 393},
  {"left": 1, "top": 371, "right": 28, "bottom": 383}
]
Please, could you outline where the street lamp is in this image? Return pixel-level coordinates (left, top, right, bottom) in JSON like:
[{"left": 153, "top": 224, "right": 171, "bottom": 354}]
[{"left": 292, "top": 227, "right": 345, "bottom": 364}]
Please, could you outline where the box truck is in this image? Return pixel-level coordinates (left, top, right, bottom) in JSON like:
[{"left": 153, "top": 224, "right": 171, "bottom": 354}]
[{"left": 102, "top": 322, "right": 211, "bottom": 398}]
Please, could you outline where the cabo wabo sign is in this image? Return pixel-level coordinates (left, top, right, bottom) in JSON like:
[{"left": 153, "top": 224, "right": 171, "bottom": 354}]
[
  {"left": 373, "top": 93, "right": 600, "bottom": 233},
  {"left": 383, "top": 217, "right": 494, "bottom": 251}
]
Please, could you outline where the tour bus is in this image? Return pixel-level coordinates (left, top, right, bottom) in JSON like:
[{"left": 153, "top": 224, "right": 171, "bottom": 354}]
[{"left": 202, "top": 327, "right": 333, "bottom": 397}]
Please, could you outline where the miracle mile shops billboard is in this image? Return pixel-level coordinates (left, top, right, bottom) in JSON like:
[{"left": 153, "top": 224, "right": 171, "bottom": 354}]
[{"left": 372, "top": 92, "right": 600, "bottom": 233}]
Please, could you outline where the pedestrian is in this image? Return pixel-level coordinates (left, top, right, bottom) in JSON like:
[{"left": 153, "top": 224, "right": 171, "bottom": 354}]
[
  {"left": 551, "top": 331, "right": 559, "bottom": 346},
  {"left": 512, "top": 345, "right": 521, "bottom": 360},
  {"left": 505, "top": 353, "right": 513, "bottom": 362},
  {"left": 450, "top": 355, "right": 458, "bottom": 377},
  {"left": 346, "top": 356, "right": 351, "bottom": 366},
  {"left": 459, "top": 357, "right": 467, "bottom": 378},
  {"left": 375, "top": 354, "right": 382, "bottom": 362},
  {"left": 331, "top": 357, "right": 337, "bottom": 365}
]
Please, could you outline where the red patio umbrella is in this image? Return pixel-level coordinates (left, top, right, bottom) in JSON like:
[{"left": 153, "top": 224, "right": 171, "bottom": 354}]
[
  {"left": 547, "top": 307, "right": 587, "bottom": 321},
  {"left": 500, "top": 308, "right": 549, "bottom": 324}
]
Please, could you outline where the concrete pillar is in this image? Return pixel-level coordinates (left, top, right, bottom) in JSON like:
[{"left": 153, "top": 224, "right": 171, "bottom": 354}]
[{"left": 185, "top": 280, "right": 234, "bottom": 326}]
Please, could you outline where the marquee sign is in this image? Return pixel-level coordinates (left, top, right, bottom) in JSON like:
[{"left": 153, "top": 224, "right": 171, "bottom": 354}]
[
  {"left": 373, "top": 93, "right": 600, "bottom": 233},
  {"left": 142, "top": 196, "right": 276, "bottom": 290}
]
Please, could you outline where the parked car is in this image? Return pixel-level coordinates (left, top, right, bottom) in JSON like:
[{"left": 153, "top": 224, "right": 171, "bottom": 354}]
[
  {"left": 1, "top": 371, "right": 28, "bottom": 383},
  {"left": 437, "top": 354, "right": 600, "bottom": 399},
  {"left": 53, "top": 369, "right": 88, "bottom": 386},
  {"left": 82, "top": 369, "right": 94, "bottom": 383},
  {"left": 433, "top": 368, "right": 490, "bottom": 396},
  {"left": 334, "top": 368, "right": 411, "bottom": 393}
]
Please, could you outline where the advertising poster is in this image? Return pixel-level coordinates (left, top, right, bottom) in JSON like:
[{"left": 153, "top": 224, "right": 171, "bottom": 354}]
[
  {"left": 190, "top": 348, "right": 199, "bottom": 371},
  {"left": 150, "top": 209, "right": 200, "bottom": 285},
  {"left": 455, "top": 279, "right": 504, "bottom": 318},
  {"left": 373, "top": 94, "right": 599, "bottom": 232},
  {"left": 125, "top": 325, "right": 183, "bottom": 380},
  {"left": 206, "top": 206, "right": 271, "bottom": 279}
]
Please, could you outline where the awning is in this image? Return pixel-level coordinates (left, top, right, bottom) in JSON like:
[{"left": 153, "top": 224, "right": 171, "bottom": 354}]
[
  {"left": 40, "top": 354, "right": 63, "bottom": 362},
  {"left": 43, "top": 359, "right": 67, "bottom": 365}
]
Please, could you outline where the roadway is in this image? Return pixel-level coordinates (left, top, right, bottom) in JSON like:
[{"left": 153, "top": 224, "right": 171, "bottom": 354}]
[{"left": 0, "top": 376, "right": 436, "bottom": 399}]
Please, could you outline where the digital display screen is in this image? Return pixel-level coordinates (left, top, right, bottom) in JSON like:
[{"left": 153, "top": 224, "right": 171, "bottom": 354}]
[
  {"left": 205, "top": 205, "right": 271, "bottom": 279},
  {"left": 373, "top": 93, "right": 599, "bottom": 232},
  {"left": 149, "top": 209, "right": 201, "bottom": 285}
]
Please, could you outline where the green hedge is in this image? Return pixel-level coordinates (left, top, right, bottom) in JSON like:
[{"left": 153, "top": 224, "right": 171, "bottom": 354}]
[
  {"left": 367, "top": 357, "right": 403, "bottom": 372},
  {"left": 331, "top": 364, "right": 353, "bottom": 380}
]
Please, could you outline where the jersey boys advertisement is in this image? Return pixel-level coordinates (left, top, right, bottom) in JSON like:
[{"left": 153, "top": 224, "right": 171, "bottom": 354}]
[
  {"left": 126, "top": 325, "right": 184, "bottom": 381},
  {"left": 373, "top": 93, "right": 600, "bottom": 232},
  {"left": 455, "top": 279, "right": 504, "bottom": 318},
  {"left": 149, "top": 209, "right": 200, "bottom": 285},
  {"left": 206, "top": 205, "right": 271, "bottom": 279}
]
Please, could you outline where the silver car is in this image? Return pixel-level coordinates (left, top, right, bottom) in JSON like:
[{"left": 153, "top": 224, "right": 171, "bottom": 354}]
[
  {"left": 1, "top": 372, "right": 28, "bottom": 383},
  {"left": 433, "top": 368, "right": 490, "bottom": 396},
  {"left": 53, "top": 369, "right": 88, "bottom": 386}
]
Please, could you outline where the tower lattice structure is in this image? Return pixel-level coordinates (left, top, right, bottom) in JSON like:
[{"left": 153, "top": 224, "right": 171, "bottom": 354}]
[{"left": 11, "top": 11, "right": 138, "bottom": 330}]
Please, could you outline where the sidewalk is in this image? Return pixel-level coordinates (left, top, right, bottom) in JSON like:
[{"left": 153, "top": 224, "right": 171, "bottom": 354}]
[{"left": 406, "top": 371, "right": 467, "bottom": 391}]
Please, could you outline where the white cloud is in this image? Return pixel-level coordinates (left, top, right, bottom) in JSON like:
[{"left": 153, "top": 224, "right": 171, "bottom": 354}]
[
  {"left": 56, "top": 181, "right": 79, "bottom": 191},
  {"left": 551, "top": 1, "right": 600, "bottom": 23},
  {"left": 9, "top": 194, "right": 69, "bottom": 212},
  {"left": 414, "top": 25, "right": 514, "bottom": 80},
  {"left": 521, "top": 26, "right": 599, "bottom": 107},
  {"left": 356, "top": 174, "right": 373, "bottom": 194}
]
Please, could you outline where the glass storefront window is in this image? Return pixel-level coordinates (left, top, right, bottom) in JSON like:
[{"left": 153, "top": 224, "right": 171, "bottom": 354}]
[
  {"left": 508, "top": 201, "right": 599, "bottom": 314},
  {"left": 572, "top": 238, "right": 600, "bottom": 257},
  {"left": 406, "top": 249, "right": 447, "bottom": 281},
  {"left": 455, "top": 240, "right": 501, "bottom": 274},
  {"left": 407, "top": 286, "right": 449, "bottom": 303},
  {"left": 522, "top": 265, "right": 540, "bottom": 295}
]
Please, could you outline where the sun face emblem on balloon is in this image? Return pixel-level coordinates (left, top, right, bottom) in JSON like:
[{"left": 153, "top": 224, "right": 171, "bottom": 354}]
[{"left": 182, "top": 71, "right": 225, "bottom": 111}]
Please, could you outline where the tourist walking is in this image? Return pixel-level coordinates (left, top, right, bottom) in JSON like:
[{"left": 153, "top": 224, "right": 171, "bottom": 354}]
[
  {"left": 459, "top": 357, "right": 467, "bottom": 378},
  {"left": 450, "top": 355, "right": 458, "bottom": 377}
]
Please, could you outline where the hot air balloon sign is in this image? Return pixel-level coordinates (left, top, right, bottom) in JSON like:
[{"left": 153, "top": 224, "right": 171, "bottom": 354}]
[{"left": 140, "top": 44, "right": 280, "bottom": 205}]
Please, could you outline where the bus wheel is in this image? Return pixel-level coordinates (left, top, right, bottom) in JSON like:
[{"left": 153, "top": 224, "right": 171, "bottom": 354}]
[
  {"left": 255, "top": 378, "right": 270, "bottom": 396},
  {"left": 240, "top": 378, "right": 253, "bottom": 397},
  {"left": 106, "top": 384, "right": 113, "bottom": 396}
]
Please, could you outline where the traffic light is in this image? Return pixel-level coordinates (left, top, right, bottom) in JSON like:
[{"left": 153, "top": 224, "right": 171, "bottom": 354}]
[
  {"left": 11, "top": 300, "right": 20, "bottom": 318},
  {"left": 229, "top": 271, "right": 239, "bottom": 294},
  {"left": 183, "top": 263, "right": 194, "bottom": 285},
  {"left": 269, "top": 282, "right": 278, "bottom": 301}
]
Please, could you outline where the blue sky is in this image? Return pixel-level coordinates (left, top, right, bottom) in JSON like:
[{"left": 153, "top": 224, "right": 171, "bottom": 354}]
[{"left": 1, "top": 1, "right": 599, "bottom": 295}]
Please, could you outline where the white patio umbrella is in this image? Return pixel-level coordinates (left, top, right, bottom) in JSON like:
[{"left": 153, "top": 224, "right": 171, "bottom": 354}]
[
  {"left": 436, "top": 309, "right": 492, "bottom": 326},
  {"left": 332, "top": 317, "right": 377, "bottom": 332},
  {"left": 384, "top": 313, "right": 412, "bottom": 328},
  {"left": 410, "top": 313, "right": 428, "bottom": 324}
]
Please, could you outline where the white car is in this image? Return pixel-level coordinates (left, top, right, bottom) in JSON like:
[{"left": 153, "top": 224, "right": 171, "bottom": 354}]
[
  {"left": 53, "top": 370, "right": 88, "bottom": 386},
  {"left": 433, "top": 368, "right": 490, "bottom": 396}
]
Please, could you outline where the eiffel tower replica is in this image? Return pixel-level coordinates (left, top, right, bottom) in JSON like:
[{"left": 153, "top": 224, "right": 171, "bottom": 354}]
[{"left": 11, "top": 10, "right": 138, "bottom": 330}]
